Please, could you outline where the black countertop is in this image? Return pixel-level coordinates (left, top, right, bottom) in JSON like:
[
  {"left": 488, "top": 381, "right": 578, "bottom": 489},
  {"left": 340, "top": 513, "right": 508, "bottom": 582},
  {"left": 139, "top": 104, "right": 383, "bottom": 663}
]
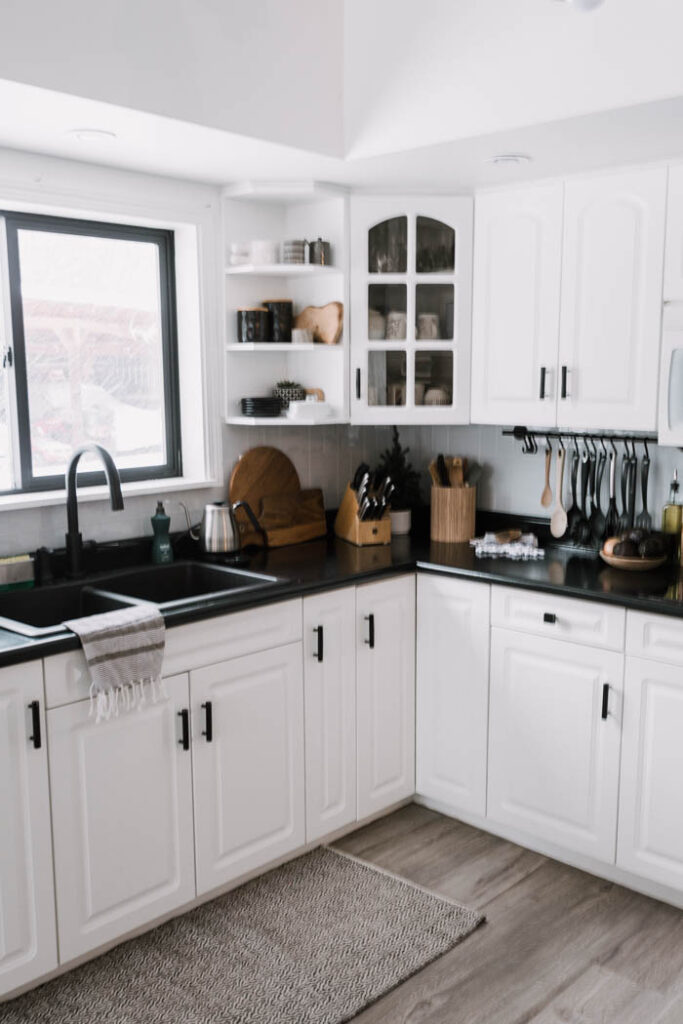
[{"left": 1, "top": 531, "right": 683, "bottom": 668}]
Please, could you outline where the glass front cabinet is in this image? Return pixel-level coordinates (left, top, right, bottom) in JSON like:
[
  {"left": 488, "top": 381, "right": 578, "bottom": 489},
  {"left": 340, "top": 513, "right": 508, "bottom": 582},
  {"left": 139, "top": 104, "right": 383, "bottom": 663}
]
[{"left": 350, "top": 197, "right": 473, "bottom": 424}]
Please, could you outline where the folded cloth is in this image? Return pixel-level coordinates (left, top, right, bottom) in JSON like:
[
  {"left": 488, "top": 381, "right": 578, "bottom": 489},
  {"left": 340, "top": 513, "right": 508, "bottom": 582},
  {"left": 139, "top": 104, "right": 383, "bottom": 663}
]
[
  {"left": 64, "top": 604, "right": 167, "bottom": 723},
  {"left": 469, "top": 532, "right": 545, "bottom": 561}
]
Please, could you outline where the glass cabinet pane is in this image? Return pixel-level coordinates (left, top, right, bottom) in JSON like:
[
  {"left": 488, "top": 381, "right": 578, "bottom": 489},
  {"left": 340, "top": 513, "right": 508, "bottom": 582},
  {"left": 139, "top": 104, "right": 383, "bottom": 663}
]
[
  {"left": 368, "top": 284, "right": 407, "bottom": 340},
  {"left": 368, "top": 351, "right": 406, "bottom": 406},
  {"left": 416, "top": 216, "right": 455, "bottom": 273},
  {"left": 368, "top": 216, "right": 407, "bottom": 273},
  {"left": 415, "top": 351, "right": 453, "bottom": 406},
  {"left": 415, "top": 284, "right": 454, "bottom": 340}
]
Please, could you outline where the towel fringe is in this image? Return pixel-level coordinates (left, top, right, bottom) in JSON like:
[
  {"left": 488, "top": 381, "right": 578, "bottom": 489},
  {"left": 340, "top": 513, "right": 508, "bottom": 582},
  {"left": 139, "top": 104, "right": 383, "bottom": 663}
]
[{"left": 93, "top": 675, "right": 167, "bottom": 725}]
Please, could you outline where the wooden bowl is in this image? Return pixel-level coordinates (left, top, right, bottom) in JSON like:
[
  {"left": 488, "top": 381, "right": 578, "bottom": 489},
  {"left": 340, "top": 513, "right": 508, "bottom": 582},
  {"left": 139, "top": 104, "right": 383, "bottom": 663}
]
[{"left": 599, "top": 551, "right": 668, "bottom": 572}]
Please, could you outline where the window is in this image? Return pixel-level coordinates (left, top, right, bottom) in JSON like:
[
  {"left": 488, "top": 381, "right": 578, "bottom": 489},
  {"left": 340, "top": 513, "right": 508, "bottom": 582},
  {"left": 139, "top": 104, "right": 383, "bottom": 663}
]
[{"left": 0, "top": 212, "right": 181, "bottom": 493}]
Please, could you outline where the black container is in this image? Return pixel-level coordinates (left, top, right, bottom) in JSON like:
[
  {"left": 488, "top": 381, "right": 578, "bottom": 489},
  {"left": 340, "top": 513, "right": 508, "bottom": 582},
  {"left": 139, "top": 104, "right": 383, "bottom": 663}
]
[
  {"left": 237, "top": 307, "right": 269, "bottom": 344},
  {"left": 263, "top": 299, "right": 293, "bottom": 344},
  {"left": 308, "top": 238, "right": 332, "bottom": 266}
]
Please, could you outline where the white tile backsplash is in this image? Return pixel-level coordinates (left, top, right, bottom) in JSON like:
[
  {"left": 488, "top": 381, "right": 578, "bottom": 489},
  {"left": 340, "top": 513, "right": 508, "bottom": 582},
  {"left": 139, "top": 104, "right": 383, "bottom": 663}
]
[{"left": 0, "top": 421, "right": 677, "bottom": 557}]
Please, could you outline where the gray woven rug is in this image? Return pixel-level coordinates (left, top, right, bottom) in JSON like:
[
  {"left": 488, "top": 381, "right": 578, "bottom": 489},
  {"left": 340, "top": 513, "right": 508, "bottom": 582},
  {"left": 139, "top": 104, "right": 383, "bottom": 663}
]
[{"left": 0, "top": 847, "right": 483, "bottom": 1024}]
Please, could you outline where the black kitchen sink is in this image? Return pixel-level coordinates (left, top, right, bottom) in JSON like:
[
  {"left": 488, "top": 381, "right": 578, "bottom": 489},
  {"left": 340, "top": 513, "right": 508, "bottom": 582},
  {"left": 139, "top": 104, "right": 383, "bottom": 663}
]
[
  {"left": 94, "top": 561, "right": 282, "bottom": 609},
  {"left": 0, "top": 583, "right": 136, "bottom": 638},
  {"left": 0, "top": 561, "right": 283, "bottom": 638}
]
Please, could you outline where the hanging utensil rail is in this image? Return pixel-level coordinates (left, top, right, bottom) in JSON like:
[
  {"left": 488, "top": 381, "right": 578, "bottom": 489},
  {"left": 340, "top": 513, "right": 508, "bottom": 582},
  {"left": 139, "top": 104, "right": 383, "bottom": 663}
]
[{"left": 503, "top": 426, "right": 657, "bottom": 454}]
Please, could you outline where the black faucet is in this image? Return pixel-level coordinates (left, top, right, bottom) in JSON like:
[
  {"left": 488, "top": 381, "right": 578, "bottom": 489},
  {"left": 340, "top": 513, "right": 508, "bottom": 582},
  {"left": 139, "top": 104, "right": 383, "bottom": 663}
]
[{"left": 65, "top": 444, "right": 124, "bottom": 577}]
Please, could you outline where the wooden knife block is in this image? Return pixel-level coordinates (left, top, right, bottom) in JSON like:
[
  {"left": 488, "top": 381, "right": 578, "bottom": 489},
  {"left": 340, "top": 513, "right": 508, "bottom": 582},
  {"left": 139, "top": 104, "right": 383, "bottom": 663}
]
[{"left": 334, "top": 484, "right": 391, "bottom": 547}]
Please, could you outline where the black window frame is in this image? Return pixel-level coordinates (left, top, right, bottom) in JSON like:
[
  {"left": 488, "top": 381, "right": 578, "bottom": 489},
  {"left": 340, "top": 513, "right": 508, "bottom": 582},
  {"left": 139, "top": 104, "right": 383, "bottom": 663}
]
[{"left": 2, "top": 210, "right": 182, "bottom": 494}]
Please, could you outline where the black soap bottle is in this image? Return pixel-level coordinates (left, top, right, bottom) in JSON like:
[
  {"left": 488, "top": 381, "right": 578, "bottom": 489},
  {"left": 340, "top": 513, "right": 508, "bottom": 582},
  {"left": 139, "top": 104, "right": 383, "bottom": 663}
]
[{"left": 151, "top": 501, "right": 173, "bottom": 564}]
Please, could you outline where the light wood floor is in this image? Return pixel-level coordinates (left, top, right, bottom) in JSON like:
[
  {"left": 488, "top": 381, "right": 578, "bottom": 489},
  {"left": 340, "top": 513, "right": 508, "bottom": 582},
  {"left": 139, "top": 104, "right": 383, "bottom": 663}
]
[{"left": 332, "top": 804, "right": 683, "bottom": 1024}]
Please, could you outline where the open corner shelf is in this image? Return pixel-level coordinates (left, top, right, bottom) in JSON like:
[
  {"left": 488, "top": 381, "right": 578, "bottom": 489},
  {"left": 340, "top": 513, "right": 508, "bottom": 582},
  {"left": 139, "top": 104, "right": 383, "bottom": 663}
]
[
  {"left": 226, "top": 342, "right": 344, "bottom": 353},
  {"left": 225, "top": 263, "right": 340, "bottom": 278},
  {"left": 225, "top": 414, "right": 348, "bottom": 427}
]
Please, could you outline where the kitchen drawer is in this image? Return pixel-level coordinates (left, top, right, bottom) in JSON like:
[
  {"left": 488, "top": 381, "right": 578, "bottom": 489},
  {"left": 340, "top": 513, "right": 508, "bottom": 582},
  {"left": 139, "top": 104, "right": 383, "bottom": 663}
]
[
  {"left": 491, "top": 586, "right": 624, "bottom": 651},
  {"left": 44, "top": 598, "right": 302, "bottom": 708},
  {"left": 626, "top": 610, "right": 683, "bottom": 667}
]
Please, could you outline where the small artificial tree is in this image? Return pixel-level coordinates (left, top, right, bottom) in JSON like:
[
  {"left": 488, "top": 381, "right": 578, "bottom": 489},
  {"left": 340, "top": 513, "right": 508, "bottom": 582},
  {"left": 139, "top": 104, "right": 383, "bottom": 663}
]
[{"left": 375, "top": 426, "right": 422, "bottom": 511}]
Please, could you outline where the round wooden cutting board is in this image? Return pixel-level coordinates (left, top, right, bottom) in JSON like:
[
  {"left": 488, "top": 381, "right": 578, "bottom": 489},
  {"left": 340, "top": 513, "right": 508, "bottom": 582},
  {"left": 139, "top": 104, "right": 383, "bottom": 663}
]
[{"left": 229, "top": 446, "right": 302, "bottom": 509}]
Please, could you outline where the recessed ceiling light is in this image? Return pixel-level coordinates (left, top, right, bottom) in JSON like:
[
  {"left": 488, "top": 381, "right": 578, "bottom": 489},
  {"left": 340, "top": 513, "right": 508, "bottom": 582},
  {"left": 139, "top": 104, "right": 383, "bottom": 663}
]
[
  {"left": 554, "top": 0, "right": 606, "bottom": 10},
  {"left": 486, "top": 154, "right": 533, "bottom": 166},
  {"left": 66, "top": 128, "right": 118, "bottom": 143}
]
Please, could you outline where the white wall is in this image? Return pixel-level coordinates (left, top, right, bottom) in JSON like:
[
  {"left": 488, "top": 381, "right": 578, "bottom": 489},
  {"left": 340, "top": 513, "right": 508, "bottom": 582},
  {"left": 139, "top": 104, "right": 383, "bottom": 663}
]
[
  {"left": 344, "top": 0, "right": 683, "bottom": 158},
  {"left": 0, "top": 0, "right": 344, "bottom": 157}
]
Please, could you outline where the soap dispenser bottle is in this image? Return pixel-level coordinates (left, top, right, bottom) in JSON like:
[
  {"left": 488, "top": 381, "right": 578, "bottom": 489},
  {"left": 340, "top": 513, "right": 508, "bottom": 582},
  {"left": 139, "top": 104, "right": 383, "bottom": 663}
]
[
  {"left": 151, "top": 501, "right": 174, "bottom": 564},
  {"left": 662, "top": 470, "right": 682, "bottom": 562}
]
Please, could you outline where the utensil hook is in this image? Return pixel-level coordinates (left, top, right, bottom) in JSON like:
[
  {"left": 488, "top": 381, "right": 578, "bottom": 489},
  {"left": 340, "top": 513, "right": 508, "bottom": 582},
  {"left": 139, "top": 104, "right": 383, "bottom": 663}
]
[{"left": 643, "top": 438, "right": 650, "bottom": 460}]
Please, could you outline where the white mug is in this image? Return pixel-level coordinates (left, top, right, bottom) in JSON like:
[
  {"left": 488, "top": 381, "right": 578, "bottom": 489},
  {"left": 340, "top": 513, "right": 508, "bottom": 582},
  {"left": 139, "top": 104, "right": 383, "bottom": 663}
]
[{"left": 417, "top": 312, "right": 440, "bottom": 340}]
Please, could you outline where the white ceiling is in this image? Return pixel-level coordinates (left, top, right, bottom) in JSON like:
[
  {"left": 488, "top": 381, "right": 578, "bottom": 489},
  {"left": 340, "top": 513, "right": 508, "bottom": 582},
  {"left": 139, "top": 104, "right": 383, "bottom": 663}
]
[{"left": 1, "top": 0, "right": 683, "bottom": 191}]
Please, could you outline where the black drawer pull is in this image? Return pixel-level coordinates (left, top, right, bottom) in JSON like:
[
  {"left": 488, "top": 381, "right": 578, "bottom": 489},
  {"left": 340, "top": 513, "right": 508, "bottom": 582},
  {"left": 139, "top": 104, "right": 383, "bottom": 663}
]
[
  {"left": 178, "top": 709, "right": 190, "bottom": 751},
  {"left": 364, "top": 613, "right": 375, "bottom": 649},
  {"left": 313, "top": 626, "right": 324, "bottom": 663},
  {"left": 539, "top": 366, "right": 547, "bottom": 400},
  {"left": 28, "top": 700, "right": 41, "bottom": 750},
  {"left": 560, "top": 365, "right": 568, "bottom": 399},
  {"left": 202, "top": 701, "right": 213, "bottom": 743},
  {"left": 543, "top": 613, "right": 557, "bottom": 624},
  {"left": 355, "top": 368, "right": 361, "bottom": 400},
  {"left": 601, "top": 683, "right": 610, "bottom": 720}
]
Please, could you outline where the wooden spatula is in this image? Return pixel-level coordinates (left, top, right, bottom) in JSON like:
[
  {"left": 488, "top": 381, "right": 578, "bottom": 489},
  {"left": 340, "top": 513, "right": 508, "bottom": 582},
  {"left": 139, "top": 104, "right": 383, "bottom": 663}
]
[{"left": 449, "top": 457, "right": 465, "bottom": 488}]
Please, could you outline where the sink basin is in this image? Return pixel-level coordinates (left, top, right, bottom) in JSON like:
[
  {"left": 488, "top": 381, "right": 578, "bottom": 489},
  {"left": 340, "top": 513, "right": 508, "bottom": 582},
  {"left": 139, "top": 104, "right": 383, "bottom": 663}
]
[
  {"left": 0, "top": 583, "right": 136, "bottom": 638},
  {"left": 93, "top": 561, "right": 282, "bottom": 610}
]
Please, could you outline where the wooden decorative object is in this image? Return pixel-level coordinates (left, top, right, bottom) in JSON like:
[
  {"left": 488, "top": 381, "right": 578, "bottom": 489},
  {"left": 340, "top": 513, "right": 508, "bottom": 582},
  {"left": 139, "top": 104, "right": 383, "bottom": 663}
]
[
  {"left": 334, "top": 484, "right": 391, "bottom": 547},
  {"left": 294, "top": 302, "right": 343, "bottom": 345},
  {"left": 430, "top": 485, "right": 477, "bottom": 543},
  {"left": 229, "top": 446, "right": 327, "bottom": 548}
]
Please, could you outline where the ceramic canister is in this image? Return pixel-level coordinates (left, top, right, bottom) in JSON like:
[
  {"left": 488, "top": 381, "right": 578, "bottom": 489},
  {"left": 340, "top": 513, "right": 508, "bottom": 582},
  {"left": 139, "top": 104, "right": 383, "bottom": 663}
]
[
  {"left": 416, "top": 312, "right": 440, "bottom": 340},
  {"left": 385, "top": 310, "right": 407, "bottom": 340},
  {"left": 237, "top": 307, "right": 269, "bottom": 343},
  {"left": 263, "top": 299, "right": 293, "bottom": 343}
]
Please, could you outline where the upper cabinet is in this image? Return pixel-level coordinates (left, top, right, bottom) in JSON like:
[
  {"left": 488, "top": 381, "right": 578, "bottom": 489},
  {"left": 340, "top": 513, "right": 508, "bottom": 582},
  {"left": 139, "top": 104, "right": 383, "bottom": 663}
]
[
  {"left": 664, "top": 164, "right": 683, "bottom": 301},
  {"left": 558, "top": 167, "right": 667, "bottom": 432},
  {"left": 471, "top": 167, "right": 667, "bottom": 433},
  {"left": 659, "top": 165, "right": 683, "bottom": 445},
  {"left": 350, "top": 196, "right": 473, "bottom": 425},
  {"left": 471, "top": 184, "right": 563, "bottom": 427}
]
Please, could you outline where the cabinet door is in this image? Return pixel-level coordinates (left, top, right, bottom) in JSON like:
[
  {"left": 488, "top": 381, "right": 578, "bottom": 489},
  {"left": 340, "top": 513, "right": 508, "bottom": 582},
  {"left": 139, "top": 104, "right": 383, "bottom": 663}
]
[
  {"left": 471, "top": 184, "right": 563, "bottom": 427},
  {"left": 557, "top": 167, "right": 666, "bottom": 431},
  {"left": 657, "top": 302, "right": 683, "bottom": 446},
  {"left": 304, "top": 589, "right": 356, "bottom": 842},
  {"left": 0, "top": 663, "right": 56, "bottom": 998},
  {"left": 488, "top": 628, "right": 623, "bottom": 862},
  {"left": 191, "top": 644, "right": 305, "bottom": 895},
  {"left": 664, "top": 164, "right": 683, "bottom": 301},
  {"left": 618, "top": 657, "right": 683, "bottom": 889},
  {"left": 48, "top": 674, "right": 195, "bottom": 963},
  {"left": 416, "top": 576, "right": 490, "bottom": 816},
  {"left": 350, "top": 196, "right": 473, "bottom": 426},
  {"left": 356, "top": 576, "right": 416, "bottom": 819}
]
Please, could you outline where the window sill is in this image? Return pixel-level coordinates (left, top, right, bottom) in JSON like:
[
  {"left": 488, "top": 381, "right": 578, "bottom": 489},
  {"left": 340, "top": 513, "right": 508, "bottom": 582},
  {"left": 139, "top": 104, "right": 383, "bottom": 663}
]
[{"left": 0, "top": 476, "right": 222, "bottom": 512}]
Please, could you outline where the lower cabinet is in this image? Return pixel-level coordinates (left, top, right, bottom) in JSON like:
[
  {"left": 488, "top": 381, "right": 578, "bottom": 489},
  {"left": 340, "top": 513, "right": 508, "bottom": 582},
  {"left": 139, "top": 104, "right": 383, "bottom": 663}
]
[
  {"left": 303, "top": 589, "right": 357, "bottom": 843},
  {"left": 416, "top": 575, "right": 490, "bottom": 816},
  {"left": 618, "top": 657, "right": 683, "bottom": 889},
  {"left": 356, "top": 576, "right": 416, "bottom": 819},
  {"left": 487, "top": 628, "right": 623, "bottom": 862},
  {"left": 191, "top": 643, "right": 305, "bottom": 896},
  {"left": 0, "top": 663, "right": 57, "bottom": 998},
  {"left": 48, "top": 673, "right": 196, "bottom": 963}
]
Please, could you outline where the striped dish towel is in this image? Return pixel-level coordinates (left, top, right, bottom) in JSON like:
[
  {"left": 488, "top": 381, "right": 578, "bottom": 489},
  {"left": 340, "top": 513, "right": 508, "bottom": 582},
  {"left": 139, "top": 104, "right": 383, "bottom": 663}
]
[{"left": 64, "top": 604, "right": 167, "bottom": 724}]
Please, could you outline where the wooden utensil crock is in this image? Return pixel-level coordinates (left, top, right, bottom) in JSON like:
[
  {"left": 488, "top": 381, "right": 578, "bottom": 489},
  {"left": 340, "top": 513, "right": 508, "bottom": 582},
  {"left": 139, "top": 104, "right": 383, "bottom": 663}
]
[{"left": 430, "top": 485, "right": 476, "bottom": 543}]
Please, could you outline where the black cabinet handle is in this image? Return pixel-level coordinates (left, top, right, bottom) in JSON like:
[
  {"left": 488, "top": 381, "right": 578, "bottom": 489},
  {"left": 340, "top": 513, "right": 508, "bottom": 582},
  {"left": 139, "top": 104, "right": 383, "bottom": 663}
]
[
  {"left": 28, "top": 700, "right": 41, "bottom": 750},
  {"left": 355, "top": 368, "right": 361, "bottom": 400},
  {"left": 543, "top": 612, "right": 556, "bottom": 624},
  {"left": 201, "top": 701, "right": 213, "bottom": 743},
  {"left": 601, "top": 683, "right": 610, "bottom": 720},
  {"left": 561, "top": 365, "right": 568, "bottom": 399},
  {"left": 539, "top": 366, "right": 547, "bottom": 400},
  {"left": 178, "top": 709, "right": 190, "bottom": 751},
  {"left": 364, "top": 613, "right": 375, "bottom": 649},
  {"left": 313, "top": 626, "right": 324, "bottom": 663}
]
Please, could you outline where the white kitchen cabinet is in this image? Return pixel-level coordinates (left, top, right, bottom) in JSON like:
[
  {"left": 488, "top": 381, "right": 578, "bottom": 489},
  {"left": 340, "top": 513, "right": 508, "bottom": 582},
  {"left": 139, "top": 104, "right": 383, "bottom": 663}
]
[
  {"left": 664, "top": 163, "right": 683, "bottom": 301},
  {"left": 350, "top": 196, "right": 473, "bottom": 425},
  {"left": 48, "top": 674, "right": 195, "bottom": 963},
  {"left": 356, "top": 576, "right": 416, "bottom": 818},
  {"left": 471, "top": 183, "right": 563, "bottom": 427},
  {"left": 303, "top": 588, "right": 357, "bottom": 842},
  {"left": 618, "top": 657, "right": 683, "bottom": 889},
  {"left": 557, "top": 167, "right": 666, "bottom": 432},
  {"left": 488, "top": 628, "right": 623, "bottom": 862},
  {"left": 657, "top": 302, "right": 683, "bottom": 446},
  {"left": 0, "top": 663, "right": 56, "bottom": 998},
  {"left": 191, "top": 643, "right": 305, "bottom": 895},
  {"left": 416, "top": 575, "right": 490, "bottom": 816}
]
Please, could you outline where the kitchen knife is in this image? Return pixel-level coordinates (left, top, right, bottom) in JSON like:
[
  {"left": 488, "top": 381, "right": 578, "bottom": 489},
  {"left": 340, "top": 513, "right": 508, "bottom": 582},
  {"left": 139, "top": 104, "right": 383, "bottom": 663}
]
[{"left": 436, "top": 454, "right": 450, "bottom": 487}]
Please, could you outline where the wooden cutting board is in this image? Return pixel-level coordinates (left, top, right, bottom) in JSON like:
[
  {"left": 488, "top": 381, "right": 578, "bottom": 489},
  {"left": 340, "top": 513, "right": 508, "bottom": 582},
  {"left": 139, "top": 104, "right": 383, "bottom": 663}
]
[{"left": 229, "top": 446, "right": 326, "bottom": 547}]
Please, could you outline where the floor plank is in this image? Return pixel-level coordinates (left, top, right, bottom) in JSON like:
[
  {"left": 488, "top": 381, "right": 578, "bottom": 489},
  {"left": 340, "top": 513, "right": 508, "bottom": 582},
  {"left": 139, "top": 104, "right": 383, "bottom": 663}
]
[{"left": 332, "top": 805, "right": 683, "bottom": 1024}]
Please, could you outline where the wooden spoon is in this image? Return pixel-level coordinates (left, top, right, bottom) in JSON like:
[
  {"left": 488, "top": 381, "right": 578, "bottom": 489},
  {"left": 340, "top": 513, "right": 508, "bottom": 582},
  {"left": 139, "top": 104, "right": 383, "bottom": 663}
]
[
  {"left": 550, "top": 447, "right": 568, "bottom": 539},
  {"left": 541, "top": 445, "right": 553, "bottom": 508}
]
